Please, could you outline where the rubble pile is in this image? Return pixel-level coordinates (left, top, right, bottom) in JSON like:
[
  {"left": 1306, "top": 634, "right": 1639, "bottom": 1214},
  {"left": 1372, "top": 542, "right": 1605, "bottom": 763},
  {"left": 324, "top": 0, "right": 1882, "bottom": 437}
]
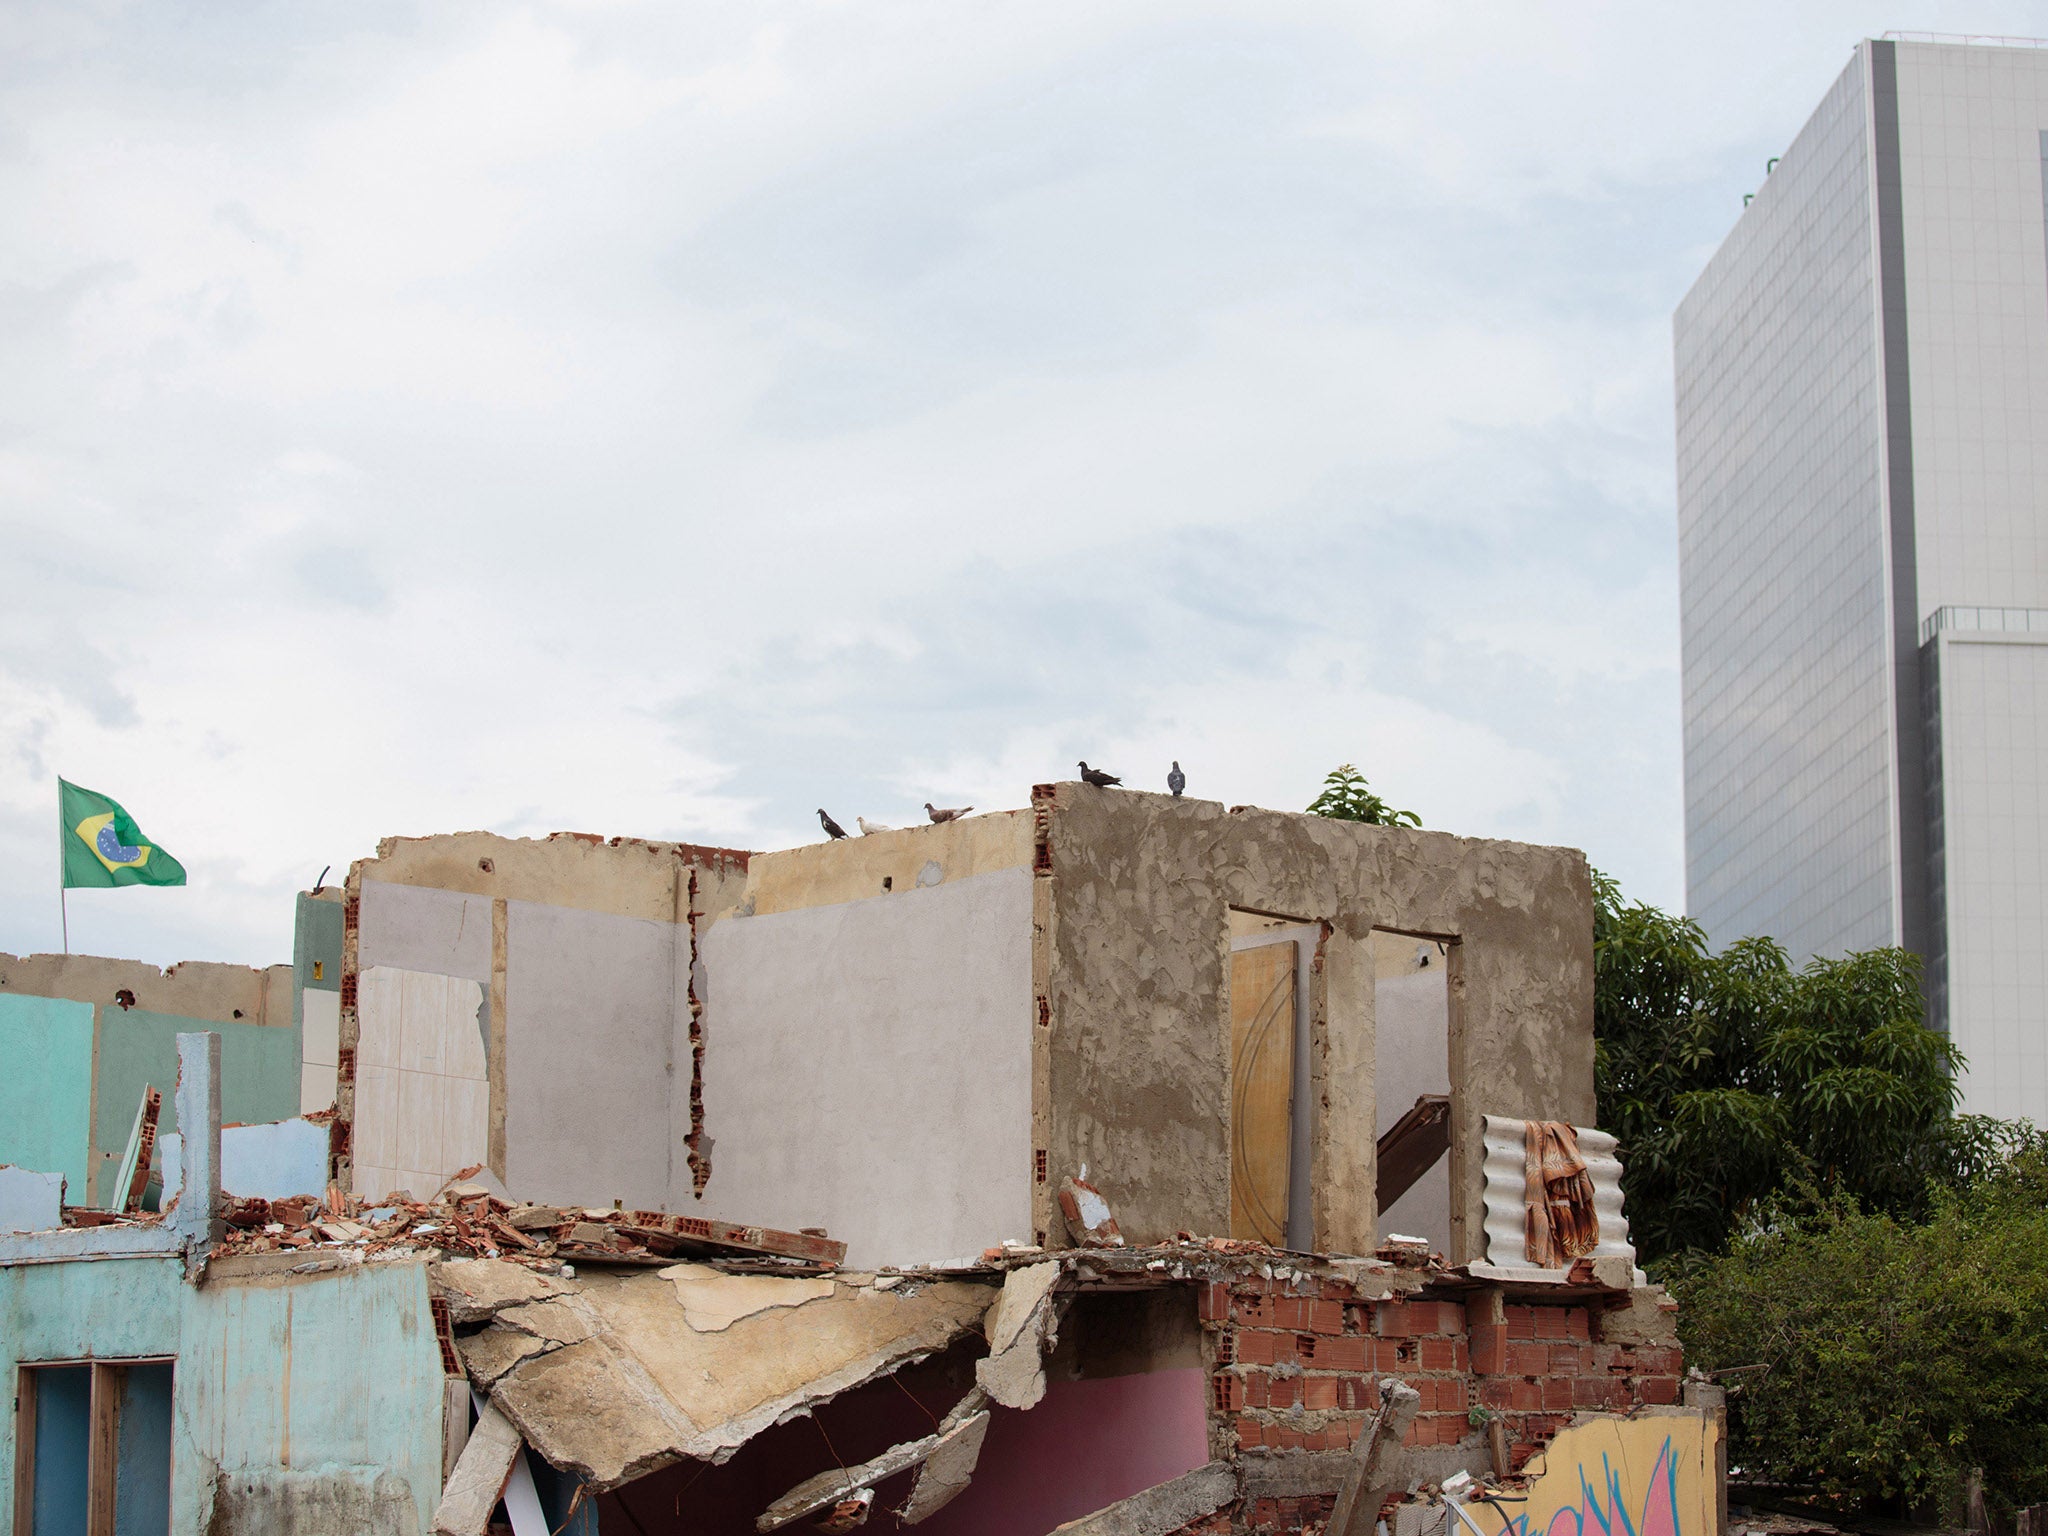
[{"left": 209, "top": 1178, "right": 847, "bottom": 1273}]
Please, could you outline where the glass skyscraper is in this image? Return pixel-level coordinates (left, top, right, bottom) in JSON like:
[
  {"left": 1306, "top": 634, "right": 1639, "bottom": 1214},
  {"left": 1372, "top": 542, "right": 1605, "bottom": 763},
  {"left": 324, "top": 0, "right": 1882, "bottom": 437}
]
[{"left": 1675, "top": 36, "right": 2048, "bottom": 1119}]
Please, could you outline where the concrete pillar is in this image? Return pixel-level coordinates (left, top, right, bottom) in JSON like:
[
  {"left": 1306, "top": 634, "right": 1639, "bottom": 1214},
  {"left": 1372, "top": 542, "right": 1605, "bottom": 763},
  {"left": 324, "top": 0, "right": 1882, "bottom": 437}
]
[
  {"left": 172, "top": 1031, "right": 222, "bottom": 1273},
  {"left": 1684, "top": 1379, "right": 1729, "bottom": 1536}
]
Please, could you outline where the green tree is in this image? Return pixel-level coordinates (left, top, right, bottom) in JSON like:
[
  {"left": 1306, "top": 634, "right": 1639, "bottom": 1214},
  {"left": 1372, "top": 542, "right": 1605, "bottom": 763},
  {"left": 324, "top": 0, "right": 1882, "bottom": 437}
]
[
  {"left": 1675, "top": 1138, "right": 2048, "bottom": 1517},
  {"left": 1306, "top": 764, "right": 1420, "bottom": 827},
  {"left": 1593, "top": 873, "right": 1966, "bottom": 1264}
]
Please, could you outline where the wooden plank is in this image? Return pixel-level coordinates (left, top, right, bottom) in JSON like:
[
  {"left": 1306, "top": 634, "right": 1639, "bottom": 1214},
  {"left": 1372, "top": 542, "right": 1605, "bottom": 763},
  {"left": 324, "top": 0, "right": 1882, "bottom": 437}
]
[
  {"left": 12, "top": 1368, "right": 36, "bottom": 1536},
  {"left": 1375, "top": 1094, "right": 1451, "bottom": 1212},
  {"left": 1230, "top": 941, "right": 1296, "bottom": 1245},
  {"left": 87, "top": 1362, "right": 123, "bottom": 1536}
]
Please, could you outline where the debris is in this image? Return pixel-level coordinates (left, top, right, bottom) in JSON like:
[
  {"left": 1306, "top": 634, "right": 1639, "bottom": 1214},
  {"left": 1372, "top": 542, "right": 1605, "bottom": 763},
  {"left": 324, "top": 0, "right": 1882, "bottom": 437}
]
[
  {"left": 1058, "top": 1175, "right": 1124, "bottom": 1248},
  {"left": 974, "top": 1260, "right": 1063, "bottom": 1409},
  {"left": 814, "top": 1489, "right": 873, "bottom": 1532},
  {"left": 1327, "top": 1379, "right": 1421, "bottom": 1536},
  {"left": 661, "top": 1263, "right": 836, "bottom": 1332},
  {"left": 899, "top": 1403, "right": 990, "bottom": 1524},
  {"left": 431, "top": 1399, "right": 524, "bottom": 1536},
  {"left": 113, "top": 1085, "right": 161, "bottom": 1214},
  {"left": 1049, "top": 1462, "right": 1236, "bottom": 1534},
  {"left": 1376, "top": 1094, "right": 1450, "bottom": 1211}
]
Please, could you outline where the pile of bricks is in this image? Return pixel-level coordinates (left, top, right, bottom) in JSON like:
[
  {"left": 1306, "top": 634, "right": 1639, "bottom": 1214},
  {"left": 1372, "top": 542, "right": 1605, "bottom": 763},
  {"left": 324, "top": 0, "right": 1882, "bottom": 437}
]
[
  {"left": 1201, "top": 1271, "right": 1683, "bottom": 1473},
  {"left": 210, "top": 1183, "right": 846, "bottom": 1273}
]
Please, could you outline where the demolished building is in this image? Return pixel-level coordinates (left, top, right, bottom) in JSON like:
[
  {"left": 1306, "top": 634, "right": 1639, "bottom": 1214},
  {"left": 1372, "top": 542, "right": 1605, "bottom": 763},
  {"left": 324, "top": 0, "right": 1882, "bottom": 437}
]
[{"left": 1, "top": 784, "right": 1721, "bottom": 1535}]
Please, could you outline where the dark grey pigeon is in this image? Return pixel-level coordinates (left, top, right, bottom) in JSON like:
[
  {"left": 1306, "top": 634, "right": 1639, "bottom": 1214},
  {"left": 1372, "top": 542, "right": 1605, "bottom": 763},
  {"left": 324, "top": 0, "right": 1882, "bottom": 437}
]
[
  {"left": 818, "top": 809, "right": 849, "bottom": 840},
  {"left": 1078, "top": 761, "right": 1122, "bottom": 788},
  {"left": 1168, "top": 761, "right": 1185, "bottom": 798}
]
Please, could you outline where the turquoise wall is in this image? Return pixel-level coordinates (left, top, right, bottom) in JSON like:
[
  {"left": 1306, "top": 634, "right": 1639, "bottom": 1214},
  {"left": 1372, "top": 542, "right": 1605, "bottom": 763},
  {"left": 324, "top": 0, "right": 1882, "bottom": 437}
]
[
  {"left": 90, "top": 1009, "right": 300, "bottom": 1170},
  {"left": 0, "top": 1256, "right": 447, "bottom": 1534},
  {"left": 0, "top": 995, "right": 95, "bottom": 1193}
]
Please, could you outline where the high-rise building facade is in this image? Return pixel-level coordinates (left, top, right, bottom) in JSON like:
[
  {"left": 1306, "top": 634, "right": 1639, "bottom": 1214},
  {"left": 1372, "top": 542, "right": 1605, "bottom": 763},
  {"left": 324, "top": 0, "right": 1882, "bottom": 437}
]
[{"left": 1676, "top": 37, "right": 2048, "bottom": 1119}]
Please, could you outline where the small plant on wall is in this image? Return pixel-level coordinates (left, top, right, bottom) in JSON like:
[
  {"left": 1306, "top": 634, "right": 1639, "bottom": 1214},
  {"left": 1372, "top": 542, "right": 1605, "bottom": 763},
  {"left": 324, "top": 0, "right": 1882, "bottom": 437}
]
[{"left": 1306, "top": 764, "right": 1421, "bottom": 828}]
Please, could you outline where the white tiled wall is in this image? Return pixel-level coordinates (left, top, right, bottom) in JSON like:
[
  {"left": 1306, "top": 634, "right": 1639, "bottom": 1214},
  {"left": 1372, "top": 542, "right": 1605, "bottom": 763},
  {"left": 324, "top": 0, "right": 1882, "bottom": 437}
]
[
  {"left": 351, "top": 966, "right": 489, "bottom": 1200},
  {"left": 300, "top": 988, "right": 340, "bottom": 1114}
]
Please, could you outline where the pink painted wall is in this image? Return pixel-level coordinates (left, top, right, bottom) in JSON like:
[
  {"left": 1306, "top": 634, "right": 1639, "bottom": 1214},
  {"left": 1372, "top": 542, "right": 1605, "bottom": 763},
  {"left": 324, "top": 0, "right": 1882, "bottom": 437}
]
[{"left": 916, "top": 1367, "right": 1212, "bottom": 1536}]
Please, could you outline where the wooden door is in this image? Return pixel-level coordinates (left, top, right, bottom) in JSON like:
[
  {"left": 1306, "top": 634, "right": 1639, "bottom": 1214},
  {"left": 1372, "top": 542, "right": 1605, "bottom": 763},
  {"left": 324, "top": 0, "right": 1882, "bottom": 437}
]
[{"left": 1230, "top": 940, "right": 1296, "bottom": 1245}]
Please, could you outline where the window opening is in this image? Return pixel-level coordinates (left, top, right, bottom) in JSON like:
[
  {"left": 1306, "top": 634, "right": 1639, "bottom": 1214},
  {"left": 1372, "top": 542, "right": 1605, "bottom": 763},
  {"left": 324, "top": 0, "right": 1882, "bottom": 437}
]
[
  {"left": 14, "top": 1359, "right": 173, "bottom": 1536},
  {"left": 1373, "top": 930, "right": 1453, "bottom": 1255}
]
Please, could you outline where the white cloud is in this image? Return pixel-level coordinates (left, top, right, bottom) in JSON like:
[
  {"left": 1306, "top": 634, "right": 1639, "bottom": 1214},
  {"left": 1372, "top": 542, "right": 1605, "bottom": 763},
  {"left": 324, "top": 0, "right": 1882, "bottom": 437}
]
[{"left": 5, "top": 0, "right": 2037, "bottom": 964}]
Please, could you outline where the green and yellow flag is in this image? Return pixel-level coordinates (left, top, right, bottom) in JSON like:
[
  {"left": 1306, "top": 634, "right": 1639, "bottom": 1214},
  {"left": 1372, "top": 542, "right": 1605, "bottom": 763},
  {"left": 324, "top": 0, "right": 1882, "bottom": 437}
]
[{"left": 59, "top": 779, "right": 187, "bottom": 889}]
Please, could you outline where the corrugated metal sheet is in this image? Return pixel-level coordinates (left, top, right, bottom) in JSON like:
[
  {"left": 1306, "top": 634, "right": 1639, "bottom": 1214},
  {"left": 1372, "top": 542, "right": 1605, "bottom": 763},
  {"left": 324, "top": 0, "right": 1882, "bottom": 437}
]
[{"left": 1480, "top": 1116, "right": 1641, "bottom": 1281}]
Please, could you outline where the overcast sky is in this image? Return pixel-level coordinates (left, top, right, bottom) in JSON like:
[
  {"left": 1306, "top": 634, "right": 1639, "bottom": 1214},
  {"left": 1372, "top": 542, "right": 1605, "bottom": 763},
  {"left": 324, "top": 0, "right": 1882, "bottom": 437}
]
[{"left": 3, "top": 2, "right": 2038, "bottom": 968}]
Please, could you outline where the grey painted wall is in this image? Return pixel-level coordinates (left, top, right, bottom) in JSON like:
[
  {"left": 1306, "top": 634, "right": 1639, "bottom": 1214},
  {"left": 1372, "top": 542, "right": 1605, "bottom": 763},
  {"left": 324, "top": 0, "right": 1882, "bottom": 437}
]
[
  {"left": 1374, "top": 964, "right": 1451, "bottom": 1255},
  {"left": 358, "top": 881, "right": 493, "bottom": 983},
  {"left": 504, "top": 901, "right": 686, "bottom": 1212},
  {"left": 696, "top": 867, "right": 1035, "bottom": 1268}
]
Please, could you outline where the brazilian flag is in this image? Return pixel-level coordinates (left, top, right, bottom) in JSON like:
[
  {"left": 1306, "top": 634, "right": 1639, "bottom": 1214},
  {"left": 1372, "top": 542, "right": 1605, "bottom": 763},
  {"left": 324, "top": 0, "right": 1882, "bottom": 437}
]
[{"left": 59, "top": 779, "right": 187, "bottom": 889}]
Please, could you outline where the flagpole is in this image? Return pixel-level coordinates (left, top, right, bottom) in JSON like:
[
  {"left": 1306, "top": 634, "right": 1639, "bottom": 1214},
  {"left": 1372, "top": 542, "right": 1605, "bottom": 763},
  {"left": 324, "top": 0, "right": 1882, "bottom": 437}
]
[{"left": 57, "top": 779, "right": 68, "bottom": 954}]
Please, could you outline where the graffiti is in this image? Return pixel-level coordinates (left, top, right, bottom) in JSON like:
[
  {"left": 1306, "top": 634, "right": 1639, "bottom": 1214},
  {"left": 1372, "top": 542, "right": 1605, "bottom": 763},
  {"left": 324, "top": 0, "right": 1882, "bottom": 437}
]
[{"left": 1464, "top": 1417, "right": 1712, "bottom": 1536}]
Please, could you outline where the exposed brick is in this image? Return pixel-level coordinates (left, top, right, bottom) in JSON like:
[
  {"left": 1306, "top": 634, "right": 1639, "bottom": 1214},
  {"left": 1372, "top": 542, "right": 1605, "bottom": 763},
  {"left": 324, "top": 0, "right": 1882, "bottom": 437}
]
[
  {"left": 1293, "top": 1334, "right": 1319, "bottom": 1364},
  {"left": 1474, "top": 1318, "right": 1507, "bottom": 1376},
  {"left": 1338, "top": 1378, "right": 1378, "bottom": 1410},
  {"left": 1420, "top": 1338, "right": 1458, "bottom": 1372},
  {"left": 1301, "top": 1376, "right": 1339, "bottom": 1411},
  {"left": 1199, "top": 1282, "right": 1232, "bottom": 1322},
  {"left": 1310, "top": 1299, "right": 1345, "bottom": 1335},
  {"left": 1639, "top": 1376, "right": 1681, "bottom": 1406},
  {"left": 1543, "top": 1376, "right": 1574, "bottom": 1411},
  {"left": 1566, "top": 1307, "right": 1591, "bottom": 1341},
  {"left": 1236, "top": 1416, "right": 1267, "bottom": 1450},
  {"left": 1316, "top": 1335, "right": 1371, "bottom": 1373},
  {"left": 1504, "top": 1304, "right": 1537, "bottom": 1339},
  {"left": 1266, "top": 1427, "right": 1309, "bottom": 1453},
  {"left": 1478, "top": 1378, "right": 1515, "bottom": 1410},
  {"left": 1637, "top": 1345, "right": 1685, "bottom": 1376},
  {"left": 1573, "top": 1376, "right": 1630, "bottom": 1412},
  {"left": 1534, "top": 1308, "right": 1569, "bottom": 1340},
  {"left": 1375, "top": 1301, "right": 1411, "bottom": 1337},
  {"left": 1510, "top": 1378, "right": 1543, "bottom": 1411},
  {"left": 1507, "top": 1342, "right": 1550, "bottom": 1376},
  {"left": 1551, "top": 1344, "right": 1588, "bottom": 1374},
  {"left": 1214, "top": 1374, "right": 1244, "bottom": 1412},
  {"left": 1236, "top": 1331, "right": 1279, "bottom": 1366},
  {"left": 1234, "top": 1293, "right": 1277, "bottom": 1327}
]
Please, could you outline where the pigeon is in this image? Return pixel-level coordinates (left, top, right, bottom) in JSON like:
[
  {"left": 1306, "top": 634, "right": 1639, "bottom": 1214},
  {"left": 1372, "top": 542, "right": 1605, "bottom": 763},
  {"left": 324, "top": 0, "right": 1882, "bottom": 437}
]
[
  {"left": 1168, "top": 761, "right": 1185, "bottom": 798},
  {"left": 817, "top": 809, "right": 849, "bottom": 840},
  {"left": 1078, "top": 761, "right": 1122, "bottom": 788},
  {"left": 856, "top": 816, "right": 894, "bottom": 835},
  {"left": 926, "top": 802, "right": 973, "bottom": 823}
]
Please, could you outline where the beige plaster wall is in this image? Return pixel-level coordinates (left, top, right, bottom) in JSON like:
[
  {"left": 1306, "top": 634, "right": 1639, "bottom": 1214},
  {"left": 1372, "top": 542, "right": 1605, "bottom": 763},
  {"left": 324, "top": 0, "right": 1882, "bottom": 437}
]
[
  {"left": 0, "top": 951, "right": 292, "bottom": 1025},
  {"left": 1036, "top": 785, "right": 1595, "bottom": 1262},
  {"left": 341, "top": 831, "right": 752, "bottom": 1203}
]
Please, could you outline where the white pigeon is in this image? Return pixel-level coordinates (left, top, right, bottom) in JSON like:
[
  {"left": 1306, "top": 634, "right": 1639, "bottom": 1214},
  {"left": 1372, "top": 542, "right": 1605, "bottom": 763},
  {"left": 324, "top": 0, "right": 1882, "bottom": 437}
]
[{"left": 856, "top": 816, "right": 894, "bottom": 835}]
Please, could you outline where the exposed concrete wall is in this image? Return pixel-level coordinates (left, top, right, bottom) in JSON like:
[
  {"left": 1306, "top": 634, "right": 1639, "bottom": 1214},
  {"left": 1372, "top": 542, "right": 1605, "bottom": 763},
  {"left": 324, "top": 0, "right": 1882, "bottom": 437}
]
[
  {"left": 1038, "top": 786, "right": 1595, "bottom": 1261},
  {"left": 0, "top": 954, "right": 297, "bottom": 1204},
  {"left": 698, "top": 866, "right": 1036, "bottom": 1267},
  {"left": 343, "top": 830, "right": 752, "bottom": 1206},
  {"left": 0, "top": 1255, "right": 447, "bottom": 1535}
]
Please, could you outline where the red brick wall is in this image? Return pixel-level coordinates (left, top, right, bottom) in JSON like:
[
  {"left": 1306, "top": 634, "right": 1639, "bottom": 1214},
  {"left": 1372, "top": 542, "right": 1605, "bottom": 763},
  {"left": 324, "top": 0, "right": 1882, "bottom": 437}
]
[{"left": 1199, "top": 1274, "right": 1683, "bottom": 1475}]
